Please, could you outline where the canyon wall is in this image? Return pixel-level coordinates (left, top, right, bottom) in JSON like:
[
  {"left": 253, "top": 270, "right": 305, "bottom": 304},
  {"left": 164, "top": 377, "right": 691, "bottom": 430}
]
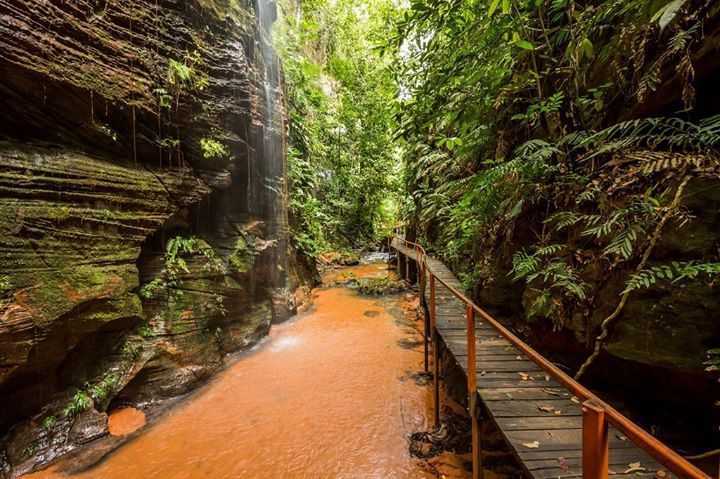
[{"left": 0, "top": 0, "right": 306, "bottom": 475}]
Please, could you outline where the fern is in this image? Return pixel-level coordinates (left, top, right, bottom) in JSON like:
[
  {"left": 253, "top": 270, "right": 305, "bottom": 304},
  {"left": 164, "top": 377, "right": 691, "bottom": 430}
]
[
  {"left": 603, "top": 224, "right": 644, "bottom": 259},
  {"left": 511, "top": 250, "right": 540, "bottom": 280},
  {"left": 579, "top": 115, "right": 720, "bottom": 160},
  {"left": 623, "top": 261, "right": 720, "bottom": 294},
  {"left": 536, "top": 244, "right": 563, "bottom": 256},
  {"left": 576, "top": 187, "right": 600, "bottom": 204},
  {"left": 545, "top": 211, "right": 584, "bottom": 231},
  {"left": 623, "top": 150, "right": 715, "bottom": 175},
  {"left": 511, "top": 248, "right": 587, "bottom": 300}
]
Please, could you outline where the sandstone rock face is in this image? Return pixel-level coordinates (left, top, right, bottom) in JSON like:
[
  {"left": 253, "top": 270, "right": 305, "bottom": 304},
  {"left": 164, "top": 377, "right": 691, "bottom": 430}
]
[{"left": 0, "top": 0, "right": 303, "bottom": 474}]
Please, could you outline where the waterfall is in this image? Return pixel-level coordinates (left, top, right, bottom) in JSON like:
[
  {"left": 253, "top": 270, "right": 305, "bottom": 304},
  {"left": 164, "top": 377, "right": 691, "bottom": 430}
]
[{"left": 254, "top": 0, "right": 288, "bottom": 292}]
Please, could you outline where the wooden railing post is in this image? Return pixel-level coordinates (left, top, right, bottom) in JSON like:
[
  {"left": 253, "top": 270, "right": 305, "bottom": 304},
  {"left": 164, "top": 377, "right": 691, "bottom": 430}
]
[
  {"left": 430, "top": 273, "right": 440, "bottom": 427},
  {"left": 583, "top": 400, "right": 609, "bottom": 479},
  {"left": 421, "top": 261, "right": 428, "bottom": 373},
  {"left": 467, "top": 305, "right": 483, "bottom": 479},
  {"left": 405, "top": 252, "right": 410, "bottom": 281}
]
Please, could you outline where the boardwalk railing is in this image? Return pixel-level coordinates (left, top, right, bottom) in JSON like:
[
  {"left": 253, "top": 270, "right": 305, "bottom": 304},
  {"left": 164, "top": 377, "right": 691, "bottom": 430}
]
[{"left": 392, "top": 235, "right": 710, "bottom": 479}]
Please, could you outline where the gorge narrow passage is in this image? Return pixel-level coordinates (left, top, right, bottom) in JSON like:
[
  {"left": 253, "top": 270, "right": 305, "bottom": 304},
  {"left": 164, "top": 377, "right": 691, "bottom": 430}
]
[{"left": 25, "top": 261, "right": 455, "bottom": 479}]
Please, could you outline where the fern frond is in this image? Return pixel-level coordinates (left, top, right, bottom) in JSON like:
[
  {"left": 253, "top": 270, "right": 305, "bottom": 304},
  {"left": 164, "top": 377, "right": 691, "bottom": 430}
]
[
  {"left": 545, "top": 211, "right": 585, "bottom": 231},
  {"left": 623, "top": 261, "right": 720, "bottom": 294},
  {"left": 536, "top": 244, "right": 564, "bottom": 256}
]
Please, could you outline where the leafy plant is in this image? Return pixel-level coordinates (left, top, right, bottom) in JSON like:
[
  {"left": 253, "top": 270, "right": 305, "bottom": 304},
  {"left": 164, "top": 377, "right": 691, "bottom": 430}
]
[
  {"left": 200, "top": 137, "right": 229, "bottom": 160},
  {"left": 167, "top": 51, "right": 209, "bottom": 95},
  {"left": 138, "top": 324, "right": 155, "bottom": 340},
  {"left": 153, "top": 87, "right": 173, "bottom": 109},
  {"left": 0, "top": 275, "right": 11, "bottom": 297},
  {"left": 21, "top": 442, "right": 38, "bottom": 457},
  {"left": 41, "top": 415, "right": 57, "bottom": 431},
  {"left": 623, "top": 261, "right": 720, "bottom": 294},
  {"left": 63, "top": 390, "right": 92, "bottom": 418},
  {"left": 86, "top": 373, "right": 118, "bottom": 403},
  {"left": 511, "top": 245, "right": 587, "bottom": 327},
  {"left": 140, "top": 236, "right": 200, "bottom": 300},
  {"left": 121, "top": 341, "right": 142, "bottom": 360}
]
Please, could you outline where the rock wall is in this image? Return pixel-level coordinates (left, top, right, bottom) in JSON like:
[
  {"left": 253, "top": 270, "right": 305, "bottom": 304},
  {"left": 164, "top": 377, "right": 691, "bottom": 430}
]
[{"left": 0, "top": 0, "right": 306, "bottom": 475}]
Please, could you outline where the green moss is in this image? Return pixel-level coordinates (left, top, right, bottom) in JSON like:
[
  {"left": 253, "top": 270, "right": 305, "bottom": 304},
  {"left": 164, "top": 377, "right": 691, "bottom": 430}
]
[
  {"left": 354, "top": 277, "right": 404, "bottom": 296},
  {"left": 229, "top": 236, "right": 255, "bottom": 273},
  {"left": 197, "top": 0, "right": 254, "bottom": 25}
]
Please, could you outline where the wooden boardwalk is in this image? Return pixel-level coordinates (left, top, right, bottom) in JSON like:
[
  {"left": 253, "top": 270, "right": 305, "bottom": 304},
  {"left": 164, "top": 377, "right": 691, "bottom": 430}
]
[{"left": 392, "top": 239, "right": 677, "bottom": 479}]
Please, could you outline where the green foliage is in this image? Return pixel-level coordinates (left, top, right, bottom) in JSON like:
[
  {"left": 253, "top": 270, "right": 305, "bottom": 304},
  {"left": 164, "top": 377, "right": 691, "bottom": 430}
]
[
  {"left": 0, "top": 275, "right": 11, "bottom": 297},
  {"left": 229, "top": 237, "right": 255, "bottom": 272},
  {"left": 138, "top": 324, "right": 155, "bottom": 339},
  {"left": 577, "top": 115, "right": 720, "bottom": 160},
  {"left": 511, "top": 245, "right": 587, "bottom": 327},
  {"left": 121, "top": 341, "right": 142, "bottom": 360},
  {"left": 63, "top": 390, "right": 92, "bottom": 418},
  {"left": 278, "top": 0, "right": 404, "bottom": 255},
  {"left": 140, "top": 236, "right": 199, "bottom": 300},
  {"left": 86, "top": 373, "right": 118, "bottom": 403},
  {"left": 200, "top": 137, "right": 230, "bottom": 160},
  {"left": 623, "top": 261, "right": 720, "bottom": 294},
  {"left": 21, "top": 442, "right": 38, "bottom": 457},
  {"left": 41, "top": 415, "right": 57, "bottom": 431},
  {"left": 140, "top": 277, "right": 166, "bottom": 300},
  {"left": 153, "top": 88, "right": 173, "bottom": 109},
  {"left": 167, "top": 51, "right": 209, "bottom": 95},
  {"left": 705, "top": 348, "right": 720, "bottom": 366}
]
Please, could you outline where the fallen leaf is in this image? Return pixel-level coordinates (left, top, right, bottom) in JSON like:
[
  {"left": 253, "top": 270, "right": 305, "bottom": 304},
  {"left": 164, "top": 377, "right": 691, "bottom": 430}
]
[
  {"left": 522, "top": 441, "right": 540, "bottom": 449},
  {"left": 615, "top": 433, "right": 628, "bottom": 441},
  {"left": 480, "top": 370, "right": 486, "bottom": 376},
  {"left": 557, "top": 456, "right": 569, "bottom": 473},
  {"left": 570, "top": 396, "right": 580, "bottom": 404},
  {"left": 506, "top": 393, "right": 514, "bottom": 400},
  {"left": 544, "top": 374, "right": 550, "bottom": 381},
  {"left": 624, "top": 462, "right": 646, "bottom": 474},
  {"left": 515, "top": 355, "right": 522, "bottom": 360},
  {"left": 542, "top": 388, "right": 561, "bottom": 396},
  {"left": 519, "top": 372, "right": 529, "bottom": 380},
  {"left": 554, "top": 410, "right": 562, "bottom": 415},
  {"left": 656, "top": 471, "right": 667, "bottom": 479},
  {"left": 538, "top": 405, "right": 554, "bottom": 413}
]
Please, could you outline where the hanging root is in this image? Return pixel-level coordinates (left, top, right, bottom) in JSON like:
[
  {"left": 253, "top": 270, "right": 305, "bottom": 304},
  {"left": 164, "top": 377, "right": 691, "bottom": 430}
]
[{"left": 574, "top": 175, "right": 692, "bottom": 380}]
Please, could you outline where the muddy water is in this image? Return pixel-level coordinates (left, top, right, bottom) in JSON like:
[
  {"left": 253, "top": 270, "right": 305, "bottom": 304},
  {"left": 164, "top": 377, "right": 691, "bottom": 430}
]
[{"left": 30, "top": 262, "right": 446, "bottom": 478}]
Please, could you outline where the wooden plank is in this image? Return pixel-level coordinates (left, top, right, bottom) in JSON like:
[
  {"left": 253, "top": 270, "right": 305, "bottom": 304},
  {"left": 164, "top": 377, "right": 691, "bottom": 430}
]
[
  {"left": 478, "top": 378, "right": 564, "bottom": 390},
  {"left": 524, "top": 455, "right": 667, "bottom": 472},
  {"left": 506, "top": 428, "right": 636, "bottom": 452},
  {"left": 479, "top": 387, "right": 574, "bottom": 401},
  {"left": 484, "top": 399, "right": 583, "bottom": 418},
  {"left": 496, "top": 416, "right": 582, "bottom": 431},
  {"left": 517, "top": 445, "right": 655, "bottom": 462}
]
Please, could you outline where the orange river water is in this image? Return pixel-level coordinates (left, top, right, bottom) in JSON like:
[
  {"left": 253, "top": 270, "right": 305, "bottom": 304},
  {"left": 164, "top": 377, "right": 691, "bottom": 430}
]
[{"left": 26, "top": 262, "right": 442, "bottom": 479}]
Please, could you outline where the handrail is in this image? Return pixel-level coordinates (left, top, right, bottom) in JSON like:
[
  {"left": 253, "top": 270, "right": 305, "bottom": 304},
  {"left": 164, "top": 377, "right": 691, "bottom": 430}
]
[{"left": 392, "top": 235, "right": 709, "bottom": 479}]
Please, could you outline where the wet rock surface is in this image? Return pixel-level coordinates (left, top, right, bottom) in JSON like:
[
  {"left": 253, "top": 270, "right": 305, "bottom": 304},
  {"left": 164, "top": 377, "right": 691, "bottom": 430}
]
[{"left": 0, "top": 0, "right": 307, "bottom": 475}]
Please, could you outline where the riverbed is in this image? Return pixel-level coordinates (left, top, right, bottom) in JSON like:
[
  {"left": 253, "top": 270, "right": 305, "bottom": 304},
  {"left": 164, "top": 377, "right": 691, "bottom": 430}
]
[{"left": 26, "top": 261, "right": 462, "bottom": 478}]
